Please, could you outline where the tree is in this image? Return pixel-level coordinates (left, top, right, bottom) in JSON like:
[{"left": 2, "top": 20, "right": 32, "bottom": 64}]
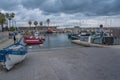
[
  {"left": 34, "top": 21, "right": 38, "bottom": 27},
  {"left": 46, "top": 18, "right": 50, "bottom": 27},
  {"left": 5, "top": 26, "right": 9, "bottom": 31},
  {"left": 28, "top": 21, "right": 32, "bottom": 27},
  {"left": 5, "top": 13, "right": 10, "bottom": 28},
  {"left": 5, "top": 13, "right": 9, "bottom": 19},
  {"left": 39, "top": 21, "right": 43, "bottom": 26},
  {"left": 10, "top": 12, "right": 15, "bottom": 27},
  {"left": 34, "top": 21, "right": 38, "bottom": 30},
  {"left": 0, "top": 12, "right": 6, "bottom": 32},
  {"left": 5, "top": 12, "right": 15, "bottom": 28}
]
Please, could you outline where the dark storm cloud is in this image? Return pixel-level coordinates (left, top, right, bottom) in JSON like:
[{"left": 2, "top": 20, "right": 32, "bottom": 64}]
[
  {"left": 0, "top": 0, "right": 20, "bottom": 10},
  {"left": 21, "top": 0, "right": 120, "bottom": 16},
  {"left": 21, "top": 0, "right": 47, "bottom": 9},
  {"left": 1, "top": 0, "right": 120, "bottom": 16},
  {"left": 21, "top": 0, "right": 62, "bottom": 13}
]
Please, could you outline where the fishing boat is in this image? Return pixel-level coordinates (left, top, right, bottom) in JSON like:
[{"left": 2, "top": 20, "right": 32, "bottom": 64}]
[
  {"left": 46, "top": 28, "right": 53, "bottom": 34},
  {"left": 0, "top": 42, "right": 27, "bottom": 70},
  {"left": 24, "top": 36, "right": 44, "bottom": 45},
  {"left": 40, "top": 36, "right": 45, "bottom": 41}
]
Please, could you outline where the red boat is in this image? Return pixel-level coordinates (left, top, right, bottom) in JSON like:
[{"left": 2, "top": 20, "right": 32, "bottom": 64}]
[
  {"left": 24, "top": 36, "right": 45, "bottom": 41},
  {"left": 24, "top": 36, "right": 36, "bottom": 39},
  {"left": 24, "top": 36, "right": 44, "bottom": 45},
  {"left": 46, "top": 28, "right": 53, "bottom": 34},
  {"left": 40, "top": 36, "right": 45, "bottom": 41}
]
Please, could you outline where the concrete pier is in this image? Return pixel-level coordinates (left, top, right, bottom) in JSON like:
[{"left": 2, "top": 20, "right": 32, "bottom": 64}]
[{"left": 71, "top": 40, "right": 105, "bottom": 47}]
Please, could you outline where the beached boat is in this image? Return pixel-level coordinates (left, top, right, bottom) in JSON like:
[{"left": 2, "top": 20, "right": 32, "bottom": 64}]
[{"left": 0, "top": 43, "right": 27, "bottom": 70}]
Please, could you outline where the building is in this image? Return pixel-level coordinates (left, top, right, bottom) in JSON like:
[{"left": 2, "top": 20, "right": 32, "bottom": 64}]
[
  {"left": 64, "top": 26, "right": 81, "bottom": 33},
  {"left": 18, "top": 26, "right": 58, "bottom": 33}
]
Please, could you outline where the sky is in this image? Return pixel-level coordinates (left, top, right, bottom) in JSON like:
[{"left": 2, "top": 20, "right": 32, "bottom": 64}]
[{"left": 0, "top": 0, "right": 120, "bottom": 28}]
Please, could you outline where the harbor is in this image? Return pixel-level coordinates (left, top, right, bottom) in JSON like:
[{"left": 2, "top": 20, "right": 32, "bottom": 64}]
[
  {"left": 1, "top": 0, "right": 120, "bottom": 79},
  {"left": 0, "top": 31, "right": 120, "bottom": 80},
  {"left": 28, "top": 33, "right": 80, "bottom": 51},
  {"left": 0, "top": 43, "right": 120, "bottom": 80}
]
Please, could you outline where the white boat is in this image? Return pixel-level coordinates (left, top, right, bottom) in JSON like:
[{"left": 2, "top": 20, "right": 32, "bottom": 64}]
[{"left": 0, "top": 43, "right": 27, "bottom": 70}]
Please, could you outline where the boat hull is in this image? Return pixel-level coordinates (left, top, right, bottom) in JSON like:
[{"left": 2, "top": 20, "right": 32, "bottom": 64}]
[
  {"left": 2, "top": 54, "right": 27, "bottom": 70},
  {"left": 24, "top": 39, "right": 43, "bottom": 45},
  {"left": 24, "top": 36, "right": 45, "bottom": 45},
  {"left": 0, "top": 42, "right": 27, "bottom": 70}
]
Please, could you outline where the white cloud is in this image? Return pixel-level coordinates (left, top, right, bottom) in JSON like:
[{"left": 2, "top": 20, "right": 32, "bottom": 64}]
[{"left": 1, "top": 0, "right": 120, "bottom": 28}]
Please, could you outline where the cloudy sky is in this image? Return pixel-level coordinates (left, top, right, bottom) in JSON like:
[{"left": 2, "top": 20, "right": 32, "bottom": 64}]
[{"left": 0, "top": 0, "right": 120, "bottom": 28}]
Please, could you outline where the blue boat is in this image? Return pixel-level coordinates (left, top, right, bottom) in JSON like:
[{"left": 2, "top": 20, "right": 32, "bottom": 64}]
[{"left": 0, "top": 42, "right": 27, "bottom": 70}]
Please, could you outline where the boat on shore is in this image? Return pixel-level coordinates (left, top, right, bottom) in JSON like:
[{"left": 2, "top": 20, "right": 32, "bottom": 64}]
[{"left": 0, "top": 42, "right": 27, "bottom": 70}]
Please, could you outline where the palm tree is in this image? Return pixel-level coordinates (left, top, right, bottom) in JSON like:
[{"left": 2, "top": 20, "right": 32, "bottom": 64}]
[
  {"left": 46, "top": 18, "right": 50, "bottom": 27},
  {"left": 10, "top": 12, "right": 15, "bottom": 27},
  {"left": 8, "top": 16, "right": 12, "bottom": 27},
  {"left": 34, "top": 21, "right": 38, "bottom": 30},
  {"left": 5, "top": 13, "right": 9, "bottom": 28},
  {"left": 34, "top": 21, "right": 38, "bottom": 27},
  {"left": 39, "top": 21, "right": 43, "bottom": 26},
  {"left": 28, "top": 21, "right": 32, "bottom": 27},
  {"left": 5, "top": 12, "right": 15, "bottom": 28},
  {"left": 0, "top": 12, "right": 6, "bottom": 32}
]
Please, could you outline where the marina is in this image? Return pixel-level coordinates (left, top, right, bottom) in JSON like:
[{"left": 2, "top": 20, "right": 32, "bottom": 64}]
[
  {"left": 1, "top": 30, "right": 120, "bottom": 71},
  {"left": 1, "top": 1, "right": 120, "bottom": 79},
  {"left": 27, "top": 33, "right": 81, "bottom": 51}
]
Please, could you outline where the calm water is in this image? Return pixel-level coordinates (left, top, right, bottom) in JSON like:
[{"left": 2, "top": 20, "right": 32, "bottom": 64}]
[{"left": 28, "top": 33, "right": 80, "bottom": 51}]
